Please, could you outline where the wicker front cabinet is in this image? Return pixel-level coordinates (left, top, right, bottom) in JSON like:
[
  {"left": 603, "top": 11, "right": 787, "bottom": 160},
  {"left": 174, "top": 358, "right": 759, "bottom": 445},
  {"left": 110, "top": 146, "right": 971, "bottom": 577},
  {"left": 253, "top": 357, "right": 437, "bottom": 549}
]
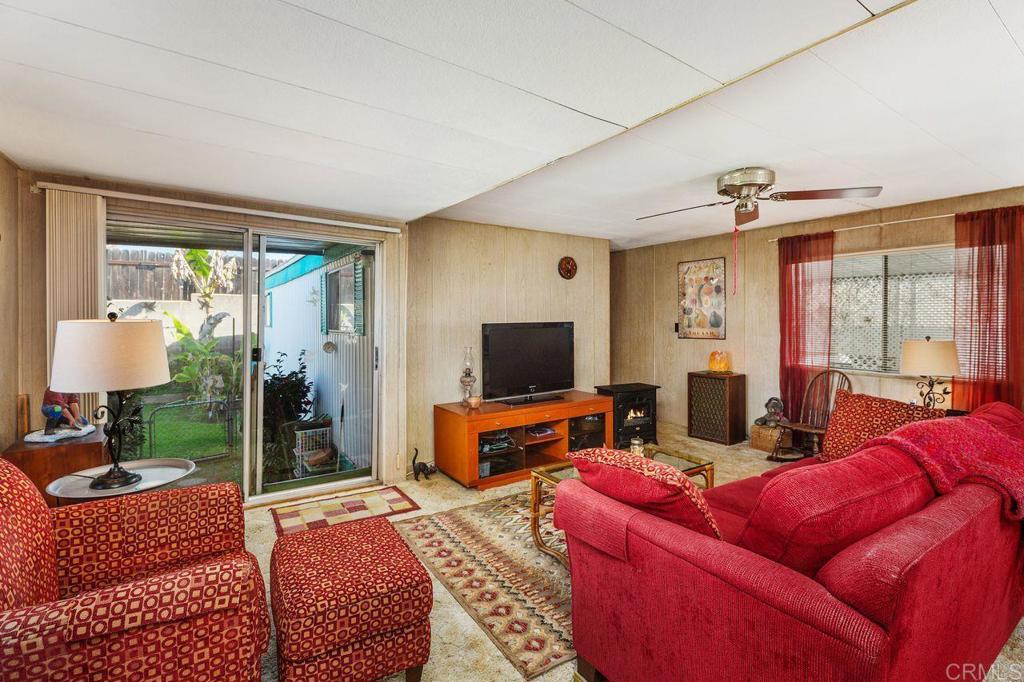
[{"left": 687, "top": 372, "right": 746, "bottom": 445}]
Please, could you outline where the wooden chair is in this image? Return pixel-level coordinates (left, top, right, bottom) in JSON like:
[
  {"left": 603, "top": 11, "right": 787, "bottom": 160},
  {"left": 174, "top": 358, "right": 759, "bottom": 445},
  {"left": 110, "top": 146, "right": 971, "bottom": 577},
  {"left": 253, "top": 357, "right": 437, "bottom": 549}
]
[{"left": 770, "top": 370, "right": 852, "bottom": 461}]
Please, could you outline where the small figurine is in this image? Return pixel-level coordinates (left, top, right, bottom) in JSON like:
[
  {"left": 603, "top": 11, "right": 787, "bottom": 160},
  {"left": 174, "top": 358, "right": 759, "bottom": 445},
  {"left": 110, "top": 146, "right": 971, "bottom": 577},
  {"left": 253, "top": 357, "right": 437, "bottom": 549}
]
[
  {"left": 42, "top": 387, "right": 88, "bottom": 435},
  {"left": 754, "top": 397, "right": 787, "bottom": 427},
  {"left": 412, "top": 448, "right": 437, "bottom": 481}
]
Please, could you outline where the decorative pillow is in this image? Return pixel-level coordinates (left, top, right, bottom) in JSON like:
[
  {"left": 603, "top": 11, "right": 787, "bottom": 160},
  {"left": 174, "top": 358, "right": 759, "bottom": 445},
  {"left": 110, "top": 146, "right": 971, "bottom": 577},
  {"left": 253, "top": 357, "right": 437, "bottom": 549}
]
[
  {"left": 820, "top": 390, "right": 944, "bottom": 462},
  {"left": 569, "top": 448, "right": 721, "bottom": 539}
]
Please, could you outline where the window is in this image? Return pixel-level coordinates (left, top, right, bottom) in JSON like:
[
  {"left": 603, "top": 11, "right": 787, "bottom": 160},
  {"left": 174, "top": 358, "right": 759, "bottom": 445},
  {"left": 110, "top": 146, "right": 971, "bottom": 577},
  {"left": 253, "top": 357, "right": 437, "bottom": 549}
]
[
  {"left": 326, "top": 262, "right": 356, "bottom": 333},
  {"left": 830, "top": 247, "right": 954, "bottom": 374}
]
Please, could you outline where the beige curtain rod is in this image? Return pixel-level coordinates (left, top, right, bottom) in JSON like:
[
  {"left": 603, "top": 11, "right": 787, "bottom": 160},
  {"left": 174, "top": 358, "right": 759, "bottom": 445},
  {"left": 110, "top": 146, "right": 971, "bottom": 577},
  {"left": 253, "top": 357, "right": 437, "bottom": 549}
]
[
  {"left": 33, "top": 181, "right": 403, "bottom": 234},
  {"left": 766, "top": 212, "right": 956, "bottom": 242}
]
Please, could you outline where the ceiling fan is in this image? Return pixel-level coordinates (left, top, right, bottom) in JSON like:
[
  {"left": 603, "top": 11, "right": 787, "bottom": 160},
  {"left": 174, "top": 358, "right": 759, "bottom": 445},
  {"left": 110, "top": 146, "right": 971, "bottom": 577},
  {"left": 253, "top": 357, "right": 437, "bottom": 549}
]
[{"left": 636, "top": 167, "right": 882, "bottom": 225}]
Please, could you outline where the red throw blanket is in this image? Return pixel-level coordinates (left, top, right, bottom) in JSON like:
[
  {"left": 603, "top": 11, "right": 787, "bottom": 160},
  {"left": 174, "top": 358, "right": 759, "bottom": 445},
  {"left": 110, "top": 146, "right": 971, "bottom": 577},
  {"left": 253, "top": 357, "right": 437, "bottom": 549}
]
[{"left": 857, "top": 415, "right": 1024, "bottom": 520}]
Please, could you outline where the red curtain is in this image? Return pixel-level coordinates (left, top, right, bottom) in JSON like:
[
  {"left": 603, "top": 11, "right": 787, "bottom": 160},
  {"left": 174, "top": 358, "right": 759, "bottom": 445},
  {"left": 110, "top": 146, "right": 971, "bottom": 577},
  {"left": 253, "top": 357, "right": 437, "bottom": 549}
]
[
  {"left": 952, "top": 206, "right": 1024, "bottom": 411},
  {"left": 778, "top": 231, "right": 835, "bottom": 422}
]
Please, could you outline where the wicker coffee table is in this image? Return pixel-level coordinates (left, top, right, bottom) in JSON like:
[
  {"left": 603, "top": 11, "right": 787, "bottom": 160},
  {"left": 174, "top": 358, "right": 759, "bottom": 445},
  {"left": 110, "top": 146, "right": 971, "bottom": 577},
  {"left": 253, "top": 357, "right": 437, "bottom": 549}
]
[{"left": 529, "top": 444, "right": 715, "bottom": 566}]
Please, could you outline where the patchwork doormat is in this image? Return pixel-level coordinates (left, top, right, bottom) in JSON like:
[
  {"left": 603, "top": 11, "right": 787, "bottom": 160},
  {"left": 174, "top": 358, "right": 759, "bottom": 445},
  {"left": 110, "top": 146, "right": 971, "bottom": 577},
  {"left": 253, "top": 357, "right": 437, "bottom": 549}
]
[
  {"left": 271, "top": 486, "right": 419, "bottom": 536},
  {"left": 394, "top": 493, "right": 573, "bottom": 679}
]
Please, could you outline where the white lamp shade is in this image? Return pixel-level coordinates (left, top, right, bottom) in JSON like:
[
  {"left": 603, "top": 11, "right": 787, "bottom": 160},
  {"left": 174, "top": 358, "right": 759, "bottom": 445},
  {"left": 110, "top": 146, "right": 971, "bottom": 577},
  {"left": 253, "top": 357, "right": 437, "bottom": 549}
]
[
  {"left": 50, "top": 319, "right": 171, "bottom": 392},
  {"left": 900, "top": 339, "right": 961, "bottom": 377}
]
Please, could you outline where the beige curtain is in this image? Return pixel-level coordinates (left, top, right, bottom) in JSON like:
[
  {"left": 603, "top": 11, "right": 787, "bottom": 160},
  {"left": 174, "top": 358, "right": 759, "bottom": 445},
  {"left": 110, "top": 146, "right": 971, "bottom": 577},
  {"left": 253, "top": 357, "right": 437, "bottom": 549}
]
[{"left": 46, "top": 189, "right": 106, "bottom": 418}]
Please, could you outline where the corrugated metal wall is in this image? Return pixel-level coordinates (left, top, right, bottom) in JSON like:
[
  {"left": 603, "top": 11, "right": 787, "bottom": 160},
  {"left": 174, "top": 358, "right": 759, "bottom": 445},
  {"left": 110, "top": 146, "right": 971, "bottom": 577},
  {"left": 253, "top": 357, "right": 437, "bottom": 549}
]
[{"left": 264, "top": 251, "right": 375, "bottom": 470}]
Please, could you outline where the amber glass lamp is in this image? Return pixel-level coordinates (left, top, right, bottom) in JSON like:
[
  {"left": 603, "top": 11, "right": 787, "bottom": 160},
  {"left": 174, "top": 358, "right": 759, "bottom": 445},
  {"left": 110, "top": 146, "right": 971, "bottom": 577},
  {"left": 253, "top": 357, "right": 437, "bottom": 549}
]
[{"left": 708, "top": 351, "right": 732, "bottom": 373}]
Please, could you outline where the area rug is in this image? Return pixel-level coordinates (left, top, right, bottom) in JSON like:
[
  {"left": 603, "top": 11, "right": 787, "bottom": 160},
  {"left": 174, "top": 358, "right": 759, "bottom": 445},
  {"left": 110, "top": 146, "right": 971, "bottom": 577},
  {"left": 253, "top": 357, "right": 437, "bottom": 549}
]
[
  {"left": 271, "top": 486, "right": 419, "bottom": 536},
  {"left": 394, "top": 492, "right": 573, "bottom": 679}
]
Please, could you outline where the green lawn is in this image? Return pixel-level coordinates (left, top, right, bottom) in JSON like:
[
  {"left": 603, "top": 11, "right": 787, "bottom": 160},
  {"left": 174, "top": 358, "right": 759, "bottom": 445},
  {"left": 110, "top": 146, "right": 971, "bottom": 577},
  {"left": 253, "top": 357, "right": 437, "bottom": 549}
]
[
  {"left": 140, "top": 404, "right": 236, "bottom": 460},
  {"left": 124, "top": 404, "right": 368, "bottom": 494},
  {"left": 122, "top": 404, "right": 243, "bottom": 489}
]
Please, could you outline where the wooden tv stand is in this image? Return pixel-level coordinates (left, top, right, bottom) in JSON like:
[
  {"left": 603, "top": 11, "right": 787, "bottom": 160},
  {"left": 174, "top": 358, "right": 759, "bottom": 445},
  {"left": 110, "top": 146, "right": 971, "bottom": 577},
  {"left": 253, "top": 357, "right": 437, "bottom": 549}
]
[{"left": 434, "top": 390, "right": 613, "bottom": 489}]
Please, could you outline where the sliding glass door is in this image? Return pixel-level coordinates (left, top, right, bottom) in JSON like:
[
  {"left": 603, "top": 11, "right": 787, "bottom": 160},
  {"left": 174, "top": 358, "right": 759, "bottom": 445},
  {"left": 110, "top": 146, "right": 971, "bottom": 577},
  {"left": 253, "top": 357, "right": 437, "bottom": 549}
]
[
  {"left": 105, "top": 224, "right": 247, "bottom": 491},
  {"left": 250, "top": 234, "right": 377, "bottom": 498},
  {"left": 104, "top": 221, "right": 378, "bottom": 501}
]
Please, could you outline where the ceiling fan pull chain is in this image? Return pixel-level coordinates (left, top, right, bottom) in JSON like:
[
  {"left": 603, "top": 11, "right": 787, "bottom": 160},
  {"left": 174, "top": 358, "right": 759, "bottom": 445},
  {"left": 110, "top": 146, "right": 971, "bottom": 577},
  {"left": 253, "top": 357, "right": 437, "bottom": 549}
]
[{"left": 732, "top": 224, "right": 740, "bottom": 295}]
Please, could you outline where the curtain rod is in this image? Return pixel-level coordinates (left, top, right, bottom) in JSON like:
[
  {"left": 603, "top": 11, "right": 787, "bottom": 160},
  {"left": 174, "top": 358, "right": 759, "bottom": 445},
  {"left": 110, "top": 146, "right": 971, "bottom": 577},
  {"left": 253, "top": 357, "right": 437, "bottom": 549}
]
[
  {"left": 32, "top": 181, "right": 403, "bottom": 234},
  {"left": 765, "top": 212, "right": 956, "bottom": 243}
]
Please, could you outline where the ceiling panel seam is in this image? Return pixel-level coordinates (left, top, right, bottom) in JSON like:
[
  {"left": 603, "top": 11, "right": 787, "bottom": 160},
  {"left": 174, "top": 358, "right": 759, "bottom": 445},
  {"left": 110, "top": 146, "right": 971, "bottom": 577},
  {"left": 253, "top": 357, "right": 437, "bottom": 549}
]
[
  {"left": 806, "top": 49, "right": 999, "bottom": 181},
  {"left": 855, "top": 1, "right": 876, "bottom": 17},
  {"left": 274, "top": 0, "right": 628, "bottom": 129},
  {"left": 0, "top": 94, "right": 474, "bottom": 191},
  {"left": 424, "top": 1, "right": 920, "bottom": 221},
  {"left": 0, "top": 58, "right": 492, "bottom": 174},
  {"left": 0, "top": 2, "right": 602, "bottom": 150},
  {"left": 559, "top": 0, "right": 724, "bottom": 85},
  {"left": 987, "top": 0, "right": 1024, "bottom": 58}
]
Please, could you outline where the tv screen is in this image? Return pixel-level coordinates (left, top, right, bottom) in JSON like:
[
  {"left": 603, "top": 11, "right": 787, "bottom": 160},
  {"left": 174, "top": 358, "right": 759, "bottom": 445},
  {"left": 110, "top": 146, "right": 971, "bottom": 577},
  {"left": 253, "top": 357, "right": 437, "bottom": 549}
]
[{"left": 482, "top": 322, "right": 574, "bottom": 401}]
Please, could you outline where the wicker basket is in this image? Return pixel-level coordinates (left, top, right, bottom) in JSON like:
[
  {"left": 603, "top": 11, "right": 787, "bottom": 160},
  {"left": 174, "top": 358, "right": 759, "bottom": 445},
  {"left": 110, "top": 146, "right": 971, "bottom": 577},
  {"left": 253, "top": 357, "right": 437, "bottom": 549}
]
[{"left": 750, "top": 424, "right": 791, "bottom": 453}]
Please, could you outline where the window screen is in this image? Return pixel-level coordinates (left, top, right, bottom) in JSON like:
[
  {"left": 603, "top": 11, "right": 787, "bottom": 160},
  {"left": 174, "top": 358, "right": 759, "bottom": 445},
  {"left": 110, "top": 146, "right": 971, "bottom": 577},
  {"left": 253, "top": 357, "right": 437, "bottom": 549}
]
[{"left": 830, "top": 247, "right": 954, "bottom": 373}]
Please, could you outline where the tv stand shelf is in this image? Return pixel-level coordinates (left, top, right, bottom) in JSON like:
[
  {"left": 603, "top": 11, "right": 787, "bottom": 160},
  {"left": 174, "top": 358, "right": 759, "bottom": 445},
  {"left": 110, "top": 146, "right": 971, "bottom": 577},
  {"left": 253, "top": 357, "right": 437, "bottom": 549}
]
[{"left": 433, "top": 390, "right": 613, "bottom": 489}]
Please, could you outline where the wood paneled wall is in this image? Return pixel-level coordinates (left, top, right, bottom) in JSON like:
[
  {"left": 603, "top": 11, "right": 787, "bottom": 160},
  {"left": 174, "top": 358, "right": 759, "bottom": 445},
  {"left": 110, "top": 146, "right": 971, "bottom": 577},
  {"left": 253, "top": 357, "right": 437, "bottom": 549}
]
[
  {"left": 611, "top": 185, "right": 1024, "bottom": 428},
  {"left": 406, "top": 217, "right": 610, "bottom": 463},
  {"left": 0, "top": 155, "right": 18, "bottom": 448}
]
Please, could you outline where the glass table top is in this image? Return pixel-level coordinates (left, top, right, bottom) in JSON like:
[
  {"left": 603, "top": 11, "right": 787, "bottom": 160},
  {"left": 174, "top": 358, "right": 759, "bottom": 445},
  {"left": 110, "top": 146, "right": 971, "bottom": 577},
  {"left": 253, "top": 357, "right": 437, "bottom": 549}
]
[
  {"left": 643, "top": 443, "right": 713, "bottom": 473},
  {"left": 532, "top": 443, "right": 712, "bottom": 484}
]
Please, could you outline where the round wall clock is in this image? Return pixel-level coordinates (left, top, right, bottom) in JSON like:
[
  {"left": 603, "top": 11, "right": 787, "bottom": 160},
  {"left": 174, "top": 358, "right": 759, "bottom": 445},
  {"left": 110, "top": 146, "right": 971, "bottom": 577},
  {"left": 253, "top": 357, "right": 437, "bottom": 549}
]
[{"left": 558, "top": 256, "right": 577, "bottom": 280}]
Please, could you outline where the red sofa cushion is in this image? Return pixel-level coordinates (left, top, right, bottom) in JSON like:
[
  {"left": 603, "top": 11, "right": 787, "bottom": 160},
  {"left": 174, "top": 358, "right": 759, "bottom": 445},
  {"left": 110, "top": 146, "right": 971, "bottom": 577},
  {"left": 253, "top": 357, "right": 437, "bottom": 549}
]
[
  {"left": 703, "top": 476, "right": 767, "bottom": 517},
  {"left": 570, "top": 448, "right": 721, "bottom": 539},
  {"left": 761, "top": 457, "right": 822, "bottom": 479},
  {"left": 708, "top": 507, "right": 748, "bottom": 543},
  {"left": 970, "top": 402, "right": 1024, "bottom": 439},
  {"left": 820, "top": 390, "right": 944, "bottom": 462},
  {"left": 738, "top": 446, "right": 935, "bottom": 575}
]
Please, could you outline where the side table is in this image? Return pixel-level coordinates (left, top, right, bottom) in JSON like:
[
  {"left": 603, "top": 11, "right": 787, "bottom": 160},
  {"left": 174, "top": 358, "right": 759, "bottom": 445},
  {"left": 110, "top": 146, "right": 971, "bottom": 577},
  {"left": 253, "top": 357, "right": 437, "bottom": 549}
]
[
  {"left": 46, "top": 458, "right": 197, "bottom": 502},
  {"left": 2, "top": 430, "right": 109, "bottom": 507}
]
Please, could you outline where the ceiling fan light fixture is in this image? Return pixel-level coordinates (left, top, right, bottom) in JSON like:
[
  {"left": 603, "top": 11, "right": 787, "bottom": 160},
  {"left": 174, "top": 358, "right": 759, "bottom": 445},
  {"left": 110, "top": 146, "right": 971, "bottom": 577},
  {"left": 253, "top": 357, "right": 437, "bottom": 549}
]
[
  {"left": 717, "top": 166, "right": 775, "bottom": 199},
  {"left": 634, "top": 166, "right": 883, "bottom": 225}
]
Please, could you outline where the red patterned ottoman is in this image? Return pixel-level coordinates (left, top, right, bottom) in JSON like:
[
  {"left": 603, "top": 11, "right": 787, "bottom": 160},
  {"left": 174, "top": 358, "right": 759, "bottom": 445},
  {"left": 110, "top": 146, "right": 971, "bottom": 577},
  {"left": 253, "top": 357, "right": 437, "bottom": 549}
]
[{"left": 270, "top": 516, "right": 432, "bottom": 681}]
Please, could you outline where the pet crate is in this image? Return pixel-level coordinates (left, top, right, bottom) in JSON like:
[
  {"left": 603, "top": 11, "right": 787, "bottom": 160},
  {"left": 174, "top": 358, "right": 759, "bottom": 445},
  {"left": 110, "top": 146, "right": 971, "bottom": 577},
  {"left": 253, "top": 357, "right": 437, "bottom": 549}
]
[{"left": 292, "top": 426, "right": 338, "bottom": 478}]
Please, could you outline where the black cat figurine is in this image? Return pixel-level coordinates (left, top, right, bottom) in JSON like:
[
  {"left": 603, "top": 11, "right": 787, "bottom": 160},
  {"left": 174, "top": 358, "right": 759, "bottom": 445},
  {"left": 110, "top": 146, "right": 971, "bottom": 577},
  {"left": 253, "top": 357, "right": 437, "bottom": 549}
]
[{"left": 412, "top": 448, "right": 437, "bottom": 481}]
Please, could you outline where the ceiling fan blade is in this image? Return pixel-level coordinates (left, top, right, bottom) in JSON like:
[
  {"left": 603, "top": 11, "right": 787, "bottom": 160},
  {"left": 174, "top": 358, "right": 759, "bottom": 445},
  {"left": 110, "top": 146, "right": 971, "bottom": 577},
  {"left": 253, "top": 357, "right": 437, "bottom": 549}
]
[
  {"left": 636, "top": 199, "right": 735, "bottom": 221},
  {"left": 768, "top": 186, "right": 883, "bottom": 201},
  {"left": 735, "top": 202, "right": 759, "bottom": 226}
]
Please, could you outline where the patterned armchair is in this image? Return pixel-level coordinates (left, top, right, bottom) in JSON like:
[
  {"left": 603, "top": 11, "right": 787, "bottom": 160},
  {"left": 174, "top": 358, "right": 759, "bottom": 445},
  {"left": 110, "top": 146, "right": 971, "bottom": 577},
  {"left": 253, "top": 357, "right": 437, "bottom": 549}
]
[{"left": 0, "top": 459, "right": 269, "bottom": 681}]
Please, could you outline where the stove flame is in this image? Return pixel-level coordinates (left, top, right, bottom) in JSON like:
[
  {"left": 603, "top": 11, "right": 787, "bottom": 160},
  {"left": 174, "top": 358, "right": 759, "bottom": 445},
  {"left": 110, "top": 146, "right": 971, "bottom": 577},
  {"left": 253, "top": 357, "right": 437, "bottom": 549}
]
[{"left": 626, "top": 408, "right": 647, "bottom": 420}]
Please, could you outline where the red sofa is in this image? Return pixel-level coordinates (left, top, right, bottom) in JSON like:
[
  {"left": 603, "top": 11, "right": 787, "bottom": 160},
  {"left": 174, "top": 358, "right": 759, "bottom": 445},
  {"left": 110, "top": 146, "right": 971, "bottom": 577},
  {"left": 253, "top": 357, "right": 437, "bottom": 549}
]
[
  {"left": 555, "top": 402, "right": 1024, "bottom": 681},
  {"left": 0, "top": 459, "right": 269, "bottom": 681}
]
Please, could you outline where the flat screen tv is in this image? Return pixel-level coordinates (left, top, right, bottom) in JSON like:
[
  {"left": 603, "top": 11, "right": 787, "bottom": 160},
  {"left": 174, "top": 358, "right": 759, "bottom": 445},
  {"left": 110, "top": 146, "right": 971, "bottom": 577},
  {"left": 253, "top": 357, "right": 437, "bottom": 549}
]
[{"left": 482, "top": 322, "right": 574, "bottom": 403}]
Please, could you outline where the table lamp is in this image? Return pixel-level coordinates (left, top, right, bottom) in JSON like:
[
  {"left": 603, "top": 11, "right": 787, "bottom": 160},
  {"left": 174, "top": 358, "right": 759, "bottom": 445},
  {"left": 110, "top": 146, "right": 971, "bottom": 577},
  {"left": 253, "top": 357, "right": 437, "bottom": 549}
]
[
  {"left": 50, "top": 314, "right": 170, "bottom": 489},
  {"left": 900, "top": 337, "right": 961, "bottom": 408}
]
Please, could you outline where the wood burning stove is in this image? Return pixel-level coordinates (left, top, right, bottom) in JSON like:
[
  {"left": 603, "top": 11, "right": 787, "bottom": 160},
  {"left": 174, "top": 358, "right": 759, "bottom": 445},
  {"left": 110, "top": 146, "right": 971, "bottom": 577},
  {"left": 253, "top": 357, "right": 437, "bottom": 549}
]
[{"left": 595, "top": 383, "right": 660, "bottom": 449}]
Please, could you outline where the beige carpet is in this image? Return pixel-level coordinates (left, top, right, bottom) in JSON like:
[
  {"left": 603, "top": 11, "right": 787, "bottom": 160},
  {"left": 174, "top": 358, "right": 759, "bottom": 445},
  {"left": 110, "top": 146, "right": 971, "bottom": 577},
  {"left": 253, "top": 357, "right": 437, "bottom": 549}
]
[{"left": 244, "top": 422, "right": 1024, "bottom": 681}]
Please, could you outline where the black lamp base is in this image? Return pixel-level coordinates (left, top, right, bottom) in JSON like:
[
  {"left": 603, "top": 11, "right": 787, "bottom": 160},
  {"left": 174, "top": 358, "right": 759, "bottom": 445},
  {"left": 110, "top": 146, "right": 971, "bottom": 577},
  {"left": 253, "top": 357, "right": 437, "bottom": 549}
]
[{"left": 89, "top": 466, "right": 142, "bottom": 490}]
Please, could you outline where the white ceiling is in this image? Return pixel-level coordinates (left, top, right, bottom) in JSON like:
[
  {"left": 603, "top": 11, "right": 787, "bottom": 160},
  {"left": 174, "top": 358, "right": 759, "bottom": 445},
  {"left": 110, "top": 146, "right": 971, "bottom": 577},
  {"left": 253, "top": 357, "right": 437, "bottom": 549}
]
[
  {"left": 439, "top": 0, "right": 1024, "bottom": 249},
  {"left": 0, "top": 0, "right": 876, "bottom": 220}
]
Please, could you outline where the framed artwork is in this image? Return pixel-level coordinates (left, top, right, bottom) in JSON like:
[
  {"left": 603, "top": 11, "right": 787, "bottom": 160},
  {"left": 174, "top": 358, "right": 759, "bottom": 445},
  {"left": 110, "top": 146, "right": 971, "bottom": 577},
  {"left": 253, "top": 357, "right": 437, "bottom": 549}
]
[{"left": 678, "top": 257, "right": 726, "bottom": 339}]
